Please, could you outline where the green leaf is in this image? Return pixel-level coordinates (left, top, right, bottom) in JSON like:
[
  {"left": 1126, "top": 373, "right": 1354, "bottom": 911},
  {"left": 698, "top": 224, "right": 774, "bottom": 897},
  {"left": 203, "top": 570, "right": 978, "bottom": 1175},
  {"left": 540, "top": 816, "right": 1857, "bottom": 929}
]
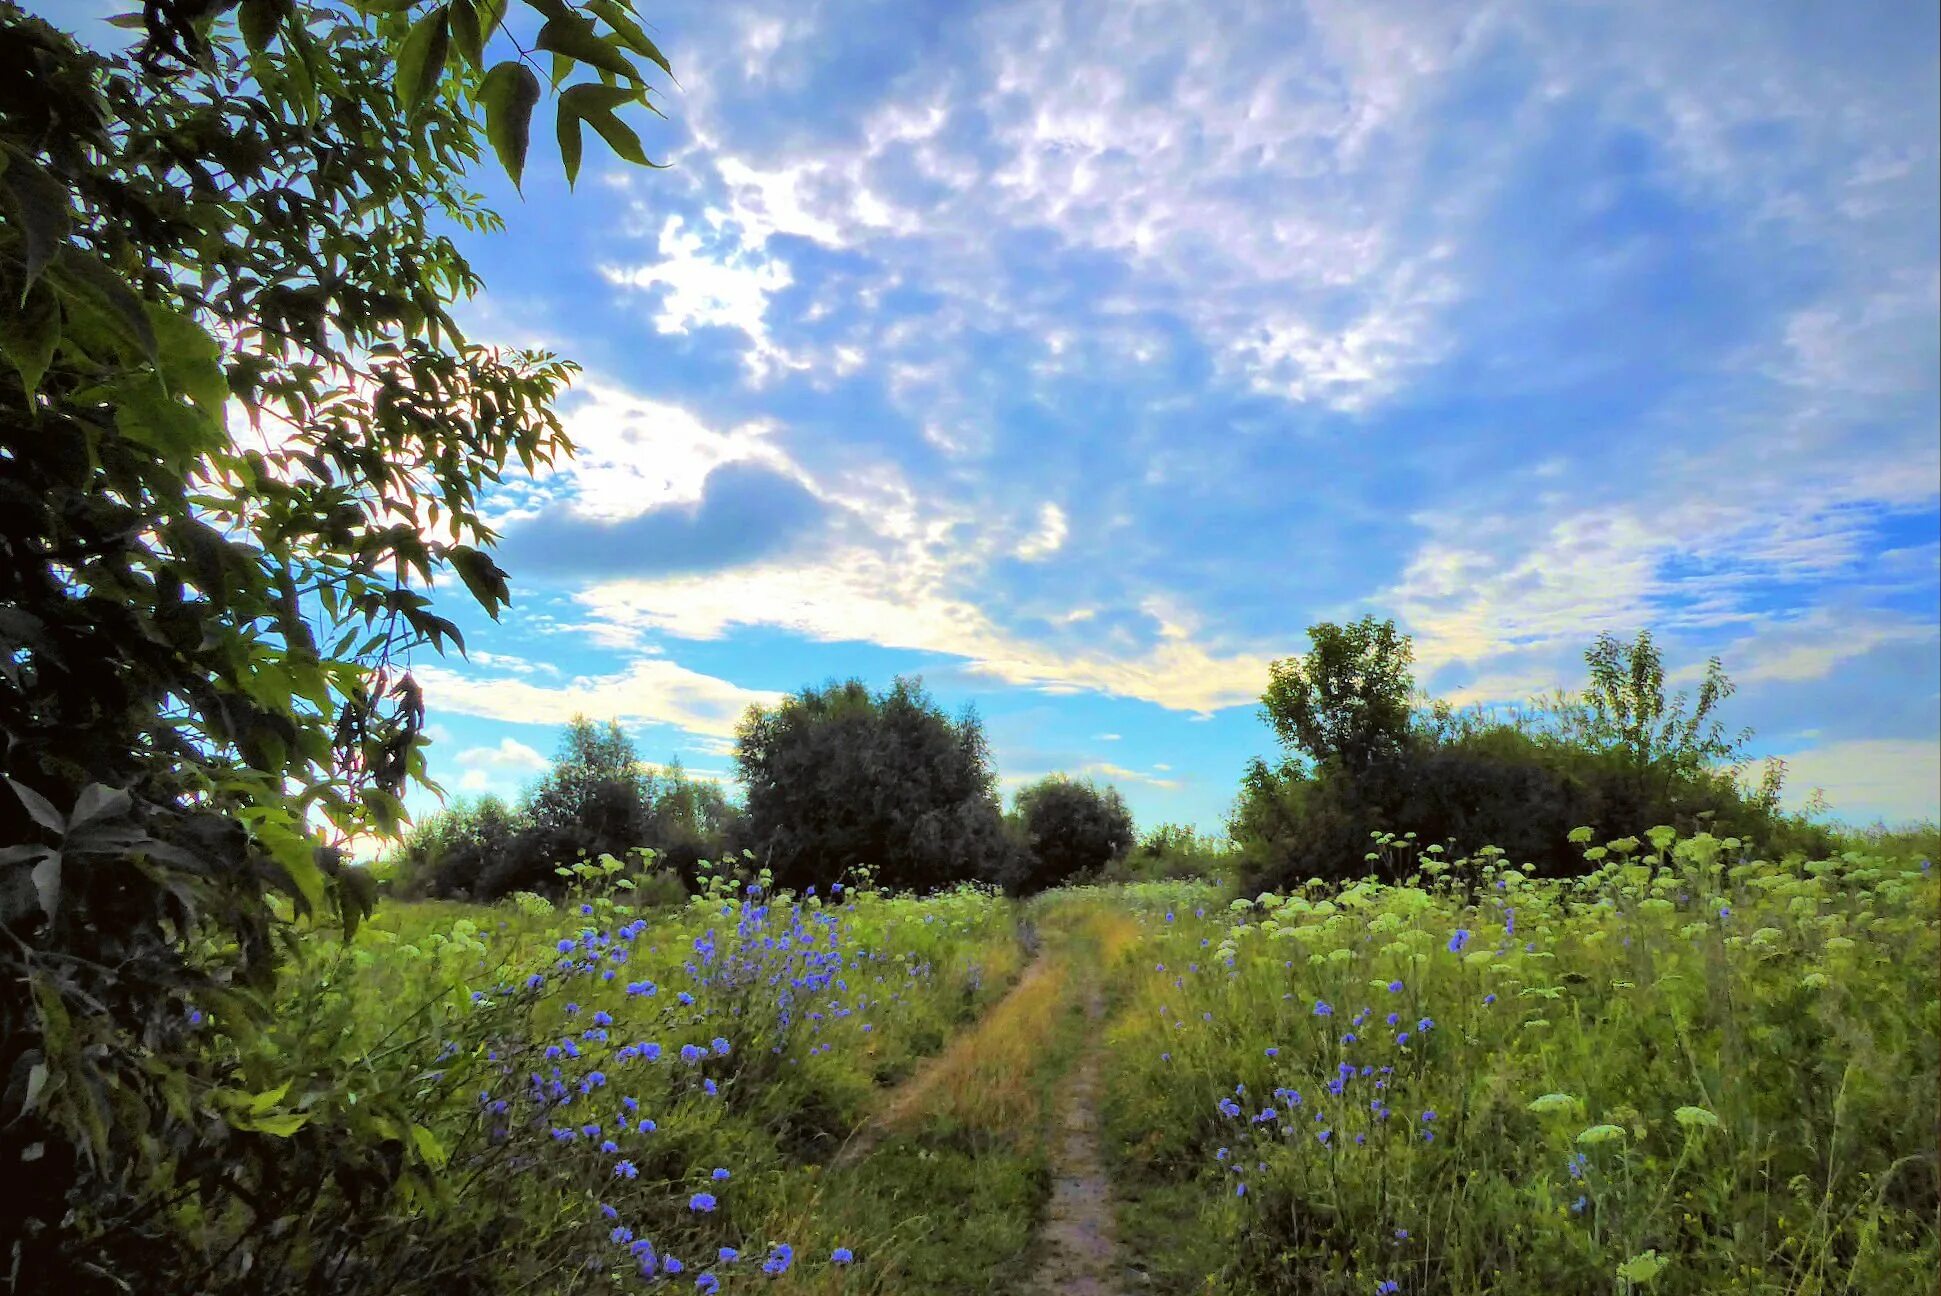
[
  {"left": 557, "top": 102, "right": 584, "bottom": 188},
  {"left": 248, "top": 1080, "right": 293, "bottom": 1114},
  {"left": 237, "top": 1111, "right": 311, "bottom": 1137},
  {"left": 1617, "top": 1250, "right": 1668, "bottom": 1284},
  {"left": 561, "top": 85, "right": 651, "bottom": 166},
  {"left": 68, "top": 784, "right": 131, "bottom": 830},
  {"left": 396, "top": 7, "right": 452, "bottom": 113},
  {"left": 1673, "top": 1105, "right": 1719, "bottom": 1130},
  {"left": 409, "top": 1122, "right": 448, "bottom": 1168},
  {"left": 447, "top": 544, "right": 510, "bottom": 615},
  {"left": 0, "top": 279, "right": 59, "bottom": 394},
  {"left": 30, "top": 853, "right": 61, "bottom": 921},
  {"left": 50, "top": 250, "right": 158, "bottom": 362},
  {"left": 448, "top": 0, "right": 483, "bottom": 68},
  {"left": 145, "top": 303, "right": 229, "bottom": 413},
  {"left": 0, "top": 148, "right": 71, "bottom": 290},
  {"left": 238, "top": 0, "right": 288, "bottom": 54},
  {"left": 534, "top": 14, "right": 638, "bottom": 81},
  {"left": 7, "top": 778, "right": 65, "bottom": 834},
  {"left": 584, "top": 0, "right": 673, "bottom": 78},
  {"left": 480, "top": 61, "right": 542, "bottom": 189}
]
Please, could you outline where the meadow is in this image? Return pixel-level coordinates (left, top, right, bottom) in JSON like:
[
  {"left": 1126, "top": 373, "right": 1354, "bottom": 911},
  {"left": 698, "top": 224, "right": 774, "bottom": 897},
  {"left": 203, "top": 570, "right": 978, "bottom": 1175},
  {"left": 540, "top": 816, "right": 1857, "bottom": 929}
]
[{"left": 146, "top": 831, "right": 1938, "bottom": 1296}]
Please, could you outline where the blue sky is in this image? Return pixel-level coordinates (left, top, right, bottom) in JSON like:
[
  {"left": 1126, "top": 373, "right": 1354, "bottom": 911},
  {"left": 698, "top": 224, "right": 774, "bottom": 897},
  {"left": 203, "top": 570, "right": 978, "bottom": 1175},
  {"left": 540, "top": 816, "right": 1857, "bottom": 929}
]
[{"left": 54, "top": 0, "right": 1941, "bottom": 829}]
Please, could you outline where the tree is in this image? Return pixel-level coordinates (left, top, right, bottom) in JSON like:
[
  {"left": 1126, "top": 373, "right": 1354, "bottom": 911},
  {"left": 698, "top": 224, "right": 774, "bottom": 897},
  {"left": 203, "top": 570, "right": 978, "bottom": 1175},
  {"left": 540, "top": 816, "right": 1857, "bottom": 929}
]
[
  {"left": 495, "top": 715, "right": 652, "bottom": 892},
  {"left": 1260, "top": 616, "right": 1416, "bottom": 773},
  {"left": 0, "top": 0, "right": 671, "bottom": 1284},
  {"left": 1012, "top": 775, "right": 1134, "bottom": 893},
  {"left": 733, "top": 678, "right": 1016, "bottom": 893}
]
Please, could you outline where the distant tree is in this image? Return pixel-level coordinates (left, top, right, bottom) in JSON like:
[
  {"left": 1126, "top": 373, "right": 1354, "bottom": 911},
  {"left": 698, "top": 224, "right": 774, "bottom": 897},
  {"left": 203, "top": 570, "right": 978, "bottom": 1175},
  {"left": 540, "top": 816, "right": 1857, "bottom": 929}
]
[
  {"left": 642, "top": 757, "right": 745, "bottom": 878},
  {"left": 1260, "top": 616, "right": 1416, "bottom": 773},
  {"left": 1231, "top": 623, "right": 1826, "bottom": 892},
  {"left": 734, "top": 678, "right": 1016, "bottom": 892},
  {"left": 1012, "top": 776, "right": 1135, "bottom": 892}
]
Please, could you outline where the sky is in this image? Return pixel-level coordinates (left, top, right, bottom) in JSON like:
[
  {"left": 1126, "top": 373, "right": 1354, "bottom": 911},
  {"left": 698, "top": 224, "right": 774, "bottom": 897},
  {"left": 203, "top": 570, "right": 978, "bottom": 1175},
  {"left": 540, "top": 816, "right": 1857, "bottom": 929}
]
[{"left": 51, "top": 0, "right": 1941, "bottom": 831}]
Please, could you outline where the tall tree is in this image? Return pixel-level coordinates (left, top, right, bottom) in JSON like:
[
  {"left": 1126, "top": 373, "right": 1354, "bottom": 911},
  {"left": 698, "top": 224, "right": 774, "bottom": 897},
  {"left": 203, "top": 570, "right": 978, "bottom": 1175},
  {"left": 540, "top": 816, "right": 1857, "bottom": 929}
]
[
  {"left": 0, "top": 0, "right": 671, "bottom": 1283},
  {"left": 1260, "top": 615, "right": 1417, "bottom": 773},
  {"left": 1012, "top": 775, "right": 1134, "bottom": 893},
  {"left": 734, "top": 678, "right": 1015, "bottom": 892}
]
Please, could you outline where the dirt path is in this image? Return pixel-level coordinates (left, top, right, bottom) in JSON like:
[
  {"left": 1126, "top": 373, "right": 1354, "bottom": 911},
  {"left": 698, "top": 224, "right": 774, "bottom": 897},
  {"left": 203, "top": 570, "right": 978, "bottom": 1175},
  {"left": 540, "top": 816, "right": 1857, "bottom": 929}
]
[
  {"left": 828, "top": 952, "right": 1055, "bottom": 1171},
  {"left": 1025, "top": 979, "right": 1128, "bottom": 1296}
]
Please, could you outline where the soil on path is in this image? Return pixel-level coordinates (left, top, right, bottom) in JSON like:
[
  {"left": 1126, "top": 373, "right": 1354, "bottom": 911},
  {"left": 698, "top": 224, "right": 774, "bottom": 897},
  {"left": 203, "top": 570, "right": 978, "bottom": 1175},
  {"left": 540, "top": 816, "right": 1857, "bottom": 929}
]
[{"left": 1025, "top": 981, "right": 1129, "bottom": 1296}]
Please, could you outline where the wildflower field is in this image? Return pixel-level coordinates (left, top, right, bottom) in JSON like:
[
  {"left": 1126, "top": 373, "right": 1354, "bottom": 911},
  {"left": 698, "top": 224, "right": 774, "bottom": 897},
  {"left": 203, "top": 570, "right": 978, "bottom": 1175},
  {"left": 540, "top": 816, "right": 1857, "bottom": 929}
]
[{"left": 152, "top": 832, "right": 1938, "bottom": 1296}]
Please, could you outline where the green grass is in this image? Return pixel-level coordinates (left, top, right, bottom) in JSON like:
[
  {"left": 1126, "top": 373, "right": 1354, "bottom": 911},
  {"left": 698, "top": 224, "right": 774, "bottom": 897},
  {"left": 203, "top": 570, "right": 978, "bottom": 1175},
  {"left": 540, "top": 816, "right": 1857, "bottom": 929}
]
[{"left": 140, "top": 839, "right": 1936, "bottom": 1295}]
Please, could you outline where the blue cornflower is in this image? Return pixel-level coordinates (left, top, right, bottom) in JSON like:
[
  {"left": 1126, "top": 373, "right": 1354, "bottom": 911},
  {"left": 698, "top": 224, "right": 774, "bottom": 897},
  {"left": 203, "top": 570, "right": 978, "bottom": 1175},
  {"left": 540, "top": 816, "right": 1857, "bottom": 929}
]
[
  {"left": 762, "top": 1244, "right": 794, "bottom": 1275},
  {"left": 718, "top": 1247, "right": 739, "bottom": 1263},
  {"left": 611, "top": 1225, "right": 633, "bottom": 1245},
  {"left": 1449, "top": 929, "right": 1471, "bottom": 953},
  {"left": 593, "top": 1010, "right": 613, "bottom": 1027},
  {"left": 688, "top": 1192, "right": 717, "bottom": 1213},
  {"left": 832, "top": 1248, "right": 854, "bottom": 1264},
  {"left": 1387, "top": 980, "right": 1404, "bottom": 993},
  {"left": 1482, "top": 993, "right": 1497, "bottom": 1005},
  {"left": 712, "top": 1037, "right": 731, "bottom": 1055},
  {"left": 1314, "top": 1000, "right": 1333, "bottom": 1017},
  {"left": 556, "top": 939, "right": 575, "bottom": 954},
  {"left": 678, "top": 991, "right": 696, "bottom": 1006},
  {"left": 664, "top": 1256, "right": 684, "bottom": 1275},
  {"left": 1377, "top": 1281, "right": 1400, "bottom": 1294},
  {"left": 614, "top": 1160, "right": 638, "bottom": 1179},
  {"left": 695, "top": 1275, "right": 720, "bottom": 1294},
  {"left": 710, "top": 1167, "right": 730, "bottom": 1180},
  {"left": 1265, "top": 1047, "right": 1279, "bottom": 1057}
]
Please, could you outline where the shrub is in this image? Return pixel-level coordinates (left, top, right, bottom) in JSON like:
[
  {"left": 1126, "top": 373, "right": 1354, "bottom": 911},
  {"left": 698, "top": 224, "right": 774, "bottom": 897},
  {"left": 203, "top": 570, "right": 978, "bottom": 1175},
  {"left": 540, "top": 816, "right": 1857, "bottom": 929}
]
[
  {"left": 1233, "top": 626, "right": 1829, "bottom": 891},
  {"left": 1011, "top": 776, "right": 1135, "bottom": 893},
  {"left": 733, "top": 677, "right": 1019, "bottom": 892}
]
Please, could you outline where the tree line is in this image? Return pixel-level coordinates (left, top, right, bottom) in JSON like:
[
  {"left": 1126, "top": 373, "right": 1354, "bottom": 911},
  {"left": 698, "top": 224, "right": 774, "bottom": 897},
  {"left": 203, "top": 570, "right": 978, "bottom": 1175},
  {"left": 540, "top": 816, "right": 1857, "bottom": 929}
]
[{"left": 390, "top": 620, "right": 1830, "bottom": 903}]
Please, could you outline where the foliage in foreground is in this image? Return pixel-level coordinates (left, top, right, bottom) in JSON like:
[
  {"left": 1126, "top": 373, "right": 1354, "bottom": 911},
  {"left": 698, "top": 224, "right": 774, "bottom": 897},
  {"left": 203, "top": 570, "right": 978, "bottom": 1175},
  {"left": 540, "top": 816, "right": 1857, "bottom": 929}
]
[
  {"left": 0, "top": 0, "right": 669, "bottom": 1281},
  {"left": 1096, "top": 832, "right": 1939, "bottom": 1294}
]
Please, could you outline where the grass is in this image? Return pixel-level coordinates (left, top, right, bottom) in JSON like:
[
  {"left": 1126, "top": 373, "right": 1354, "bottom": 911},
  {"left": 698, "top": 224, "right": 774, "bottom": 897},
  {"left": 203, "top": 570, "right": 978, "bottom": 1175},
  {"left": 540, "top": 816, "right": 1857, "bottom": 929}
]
[{"left": 144, "top": 838, "right": 1936, "bottom": 1294}]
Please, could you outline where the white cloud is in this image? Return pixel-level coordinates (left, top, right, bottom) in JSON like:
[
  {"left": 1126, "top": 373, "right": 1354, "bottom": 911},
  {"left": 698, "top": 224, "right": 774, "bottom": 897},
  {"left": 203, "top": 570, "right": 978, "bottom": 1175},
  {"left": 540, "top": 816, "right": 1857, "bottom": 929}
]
[
  {"left": 603, "top": 215, "right": 800, "bottom": 377},
  {"left": 1080, "top": 760, "right": 1182, "bottom": 791},
  {"left": 1014, "top": 502, "right": 1069, "bottom": 561},
  {"left": 453, "top": 737, "right": 549, "bottom": 774},
  {"left": 1779, "top": 739, "right": 1941, "bottom": 824},
  {"left": 546, "top": 379, "right": 799, "bottom": 523},
  {"left": 415, "top": 659, "right": 781, "bottom": 739},
  {"left": 1725, "top": 609, "right": 1938, "bottom": 686}
]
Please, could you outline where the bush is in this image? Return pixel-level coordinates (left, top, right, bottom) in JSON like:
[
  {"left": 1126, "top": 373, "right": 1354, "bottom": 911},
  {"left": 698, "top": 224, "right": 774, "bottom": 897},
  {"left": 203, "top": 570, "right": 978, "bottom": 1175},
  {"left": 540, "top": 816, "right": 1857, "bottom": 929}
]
[
  {"left": 1233, "top": 625, "right": 1830, "bottom": 891},
  {"left": 734, "top": 677, "right": 1019, "bottom": 892},
  {"left": 387, "top": 722, "right": 744, "bottom": 902},
  {"left": 1104, "top": 823, "right": 1236, "bottom": 884},
  {"left": 1011, "top": 776, "right": 1135, "bottom": 893}
]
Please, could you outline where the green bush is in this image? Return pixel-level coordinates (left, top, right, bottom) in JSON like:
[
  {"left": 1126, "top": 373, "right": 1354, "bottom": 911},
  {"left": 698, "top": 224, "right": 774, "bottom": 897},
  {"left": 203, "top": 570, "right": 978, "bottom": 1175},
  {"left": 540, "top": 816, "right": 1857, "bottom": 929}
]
[
  {"left": 733, "top": 677, "right": 1020, "bottom": 893},
  {"left": 1232, "top": 625, "right": 1830, "bottom": 891},
  {"left": 1010, "top": 775, "right": 1136, "bottom": 893}
]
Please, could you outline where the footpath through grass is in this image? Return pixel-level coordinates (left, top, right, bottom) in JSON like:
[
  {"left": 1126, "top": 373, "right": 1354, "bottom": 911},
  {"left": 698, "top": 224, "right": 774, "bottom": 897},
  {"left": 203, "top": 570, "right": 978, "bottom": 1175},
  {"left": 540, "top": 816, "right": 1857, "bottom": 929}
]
[{"left": 801, "top": 903, "right": 1141, "bottom": 1294}]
